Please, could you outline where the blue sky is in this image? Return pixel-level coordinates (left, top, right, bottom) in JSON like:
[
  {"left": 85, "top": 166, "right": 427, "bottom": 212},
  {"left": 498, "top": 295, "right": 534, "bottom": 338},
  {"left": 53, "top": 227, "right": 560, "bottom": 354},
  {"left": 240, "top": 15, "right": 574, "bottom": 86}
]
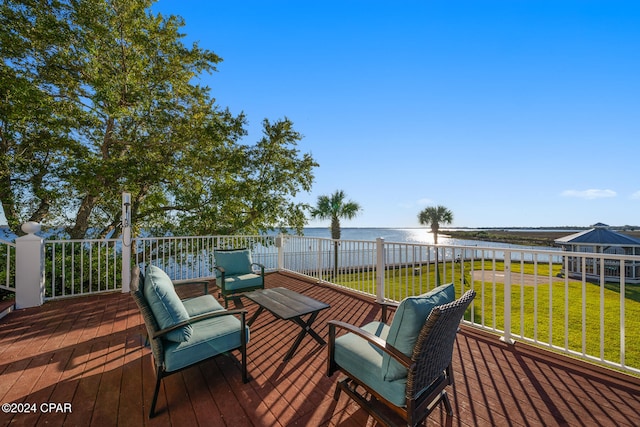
[
  {"left": 149, "top": 0, "right": 640, "bottom": 228},
  {"left": 9, "top": 1, "right": 639, "bottom": 229}
]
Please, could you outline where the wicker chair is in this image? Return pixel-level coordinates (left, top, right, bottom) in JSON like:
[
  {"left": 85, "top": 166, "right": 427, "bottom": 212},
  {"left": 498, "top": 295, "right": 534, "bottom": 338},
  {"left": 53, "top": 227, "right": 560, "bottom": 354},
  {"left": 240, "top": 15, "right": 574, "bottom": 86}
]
[
  {"left": 328, "top": 287, "right": 476, "bottom": 427},
  {"left": 130, "top": 265, "right": 249, "bottom": 418}
]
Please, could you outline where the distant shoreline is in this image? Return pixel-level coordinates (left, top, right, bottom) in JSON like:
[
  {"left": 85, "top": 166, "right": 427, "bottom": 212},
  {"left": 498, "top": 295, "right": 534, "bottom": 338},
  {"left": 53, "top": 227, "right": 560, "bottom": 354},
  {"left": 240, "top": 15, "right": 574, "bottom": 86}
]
[
  {"left": 445, "top": 229, "right": 640, "bottom": 247},
  {"left": 3, "top": 225, "right": 639, "bottom": 247}
]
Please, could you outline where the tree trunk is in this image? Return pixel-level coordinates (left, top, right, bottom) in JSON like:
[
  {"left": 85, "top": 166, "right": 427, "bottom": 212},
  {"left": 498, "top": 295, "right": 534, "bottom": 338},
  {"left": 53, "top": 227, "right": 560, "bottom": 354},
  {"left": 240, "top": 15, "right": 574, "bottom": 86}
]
[{"left": 67, "top": 194, "right": 99, "bottom": 239}]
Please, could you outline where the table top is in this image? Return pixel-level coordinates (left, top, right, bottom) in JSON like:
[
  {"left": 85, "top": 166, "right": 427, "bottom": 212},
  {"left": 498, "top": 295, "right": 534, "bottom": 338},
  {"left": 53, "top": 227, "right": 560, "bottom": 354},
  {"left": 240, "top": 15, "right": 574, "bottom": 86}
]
[{"left": 245, "top": 287, "right": 330, "bottom": 320}]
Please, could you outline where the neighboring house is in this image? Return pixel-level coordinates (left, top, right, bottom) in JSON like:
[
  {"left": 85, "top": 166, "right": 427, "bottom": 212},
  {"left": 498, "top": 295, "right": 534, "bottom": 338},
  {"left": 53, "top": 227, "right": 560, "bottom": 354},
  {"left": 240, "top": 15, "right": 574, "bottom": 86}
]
[{"left": 555, "top": 224, "right": 640, "bottom": 284}]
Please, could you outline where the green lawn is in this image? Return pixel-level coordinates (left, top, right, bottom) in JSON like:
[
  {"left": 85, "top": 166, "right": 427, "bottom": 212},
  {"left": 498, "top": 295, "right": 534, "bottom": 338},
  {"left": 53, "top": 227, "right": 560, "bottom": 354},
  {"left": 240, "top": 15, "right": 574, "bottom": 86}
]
[{"left": 325, "top": 260, "right": 640, "bottom": 372}]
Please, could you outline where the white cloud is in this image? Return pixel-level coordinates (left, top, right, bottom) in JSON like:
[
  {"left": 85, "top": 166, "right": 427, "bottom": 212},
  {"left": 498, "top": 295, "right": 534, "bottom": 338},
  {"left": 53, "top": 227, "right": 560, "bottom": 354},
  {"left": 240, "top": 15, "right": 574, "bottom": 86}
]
[
  {"left": 416, "top": 198, "right": 433, "bottom": 206},
  {"left": 561, "top": 189, "right": 617, "bottom": 200},
  {"left": 631, "top": 191, "right": 640, "bottom": 200}
]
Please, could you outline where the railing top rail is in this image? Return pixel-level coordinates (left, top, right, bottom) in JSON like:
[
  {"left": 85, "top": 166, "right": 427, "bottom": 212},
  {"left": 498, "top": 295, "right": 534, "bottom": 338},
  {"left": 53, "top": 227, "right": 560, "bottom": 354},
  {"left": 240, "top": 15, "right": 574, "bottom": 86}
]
[
  {"left": 0, "top": 239, "right": 16, "bottom": 247},
  {"left": 284, "top": 235, "right": 380, "bottom": 244},
  {"left": 134, "top": 235, "right": 274, "bottom": 241},
  {"left": 381, "top": 241, "right": 640, "bottom": 260},
  {"left": 45, "top": 238, "right": 121, "bottom": 244}
]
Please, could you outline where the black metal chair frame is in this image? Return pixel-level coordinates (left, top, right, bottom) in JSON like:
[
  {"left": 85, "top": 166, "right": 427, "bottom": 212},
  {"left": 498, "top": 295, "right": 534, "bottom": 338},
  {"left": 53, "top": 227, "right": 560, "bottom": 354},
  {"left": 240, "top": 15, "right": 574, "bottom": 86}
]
[
  {"left": 130, "top": 267, "right": 248, "bottom": 418},
  {"left": 214, "top": 248, "right": 265, "bottom": 307}
]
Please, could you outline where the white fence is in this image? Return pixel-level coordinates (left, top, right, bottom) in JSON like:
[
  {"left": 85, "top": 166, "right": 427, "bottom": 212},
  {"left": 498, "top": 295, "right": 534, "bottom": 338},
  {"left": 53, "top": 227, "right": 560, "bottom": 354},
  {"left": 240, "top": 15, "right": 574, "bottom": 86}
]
[
  {"left": 44, "top": 238, "right": 123, "bottom": 299},
  {"left": 133, "top": 235, "right": 278, "bottom": 280},
  {"left": 0, "top": 239, "right": 16, "bottom": 293},
  {"left": 278, "top": 235, "right": 640, "bottom": 375},
  {"left": 4, "top": 228, "right": 640, "bottom": 375}
]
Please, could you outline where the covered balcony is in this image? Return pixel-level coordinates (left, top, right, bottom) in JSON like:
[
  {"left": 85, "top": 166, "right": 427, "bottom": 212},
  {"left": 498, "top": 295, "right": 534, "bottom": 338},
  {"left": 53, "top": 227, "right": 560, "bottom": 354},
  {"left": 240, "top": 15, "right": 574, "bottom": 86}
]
[{"left": 1, "top": 229, "right": 639, "bottom": 425}]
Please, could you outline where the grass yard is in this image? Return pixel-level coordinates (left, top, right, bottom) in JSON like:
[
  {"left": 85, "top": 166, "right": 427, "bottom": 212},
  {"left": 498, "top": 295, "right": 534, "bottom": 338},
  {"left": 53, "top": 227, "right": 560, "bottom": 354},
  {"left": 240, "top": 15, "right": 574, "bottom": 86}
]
[{"left": 324, "top": 260, "right": 640, "bottom": 372}]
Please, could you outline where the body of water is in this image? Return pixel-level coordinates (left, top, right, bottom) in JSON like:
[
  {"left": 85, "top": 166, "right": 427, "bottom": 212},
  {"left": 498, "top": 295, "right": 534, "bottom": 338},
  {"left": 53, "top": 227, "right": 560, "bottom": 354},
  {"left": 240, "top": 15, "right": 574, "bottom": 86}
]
[
  {"left": 2, "top": 225, "right": 564, "bottom": 253},
  {"left": 297, "top": 227, "right": 562, "bottom": 251}
]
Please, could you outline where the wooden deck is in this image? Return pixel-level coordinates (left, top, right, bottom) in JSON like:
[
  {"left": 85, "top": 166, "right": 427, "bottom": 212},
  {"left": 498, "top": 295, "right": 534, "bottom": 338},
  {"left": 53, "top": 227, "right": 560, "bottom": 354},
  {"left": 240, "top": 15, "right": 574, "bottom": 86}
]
[{"left": 0, "top": 272, "right": 639, "bottom": 426}]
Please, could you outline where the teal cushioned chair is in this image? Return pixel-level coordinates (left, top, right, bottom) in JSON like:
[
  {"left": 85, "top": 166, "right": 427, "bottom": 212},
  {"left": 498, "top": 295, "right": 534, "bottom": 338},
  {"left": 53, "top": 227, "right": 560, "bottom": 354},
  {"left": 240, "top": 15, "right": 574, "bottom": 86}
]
[
  {"left": 131, "top": 265, "right": 250, "bottom": 418},
  {"left": 214, "top": 248, "right": 265, "bottom": 307},
  {"left": 328, "top": 285, "right": 476, "bottom": 426}
]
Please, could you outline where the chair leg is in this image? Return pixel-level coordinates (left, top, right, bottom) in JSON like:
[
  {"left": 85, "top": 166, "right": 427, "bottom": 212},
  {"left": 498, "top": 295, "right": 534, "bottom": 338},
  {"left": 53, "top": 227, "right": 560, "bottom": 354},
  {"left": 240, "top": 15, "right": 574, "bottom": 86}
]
[
  {"left": 338, "top": 377, "right": 398, "bottom": 427},
  {"left": 149, "top": 368, "right": 163, "bottom": 418},
  {"left": 240, "top": 313, "right": 248, "bottom": 383},
  {"left": 241, "top": 347, "right": 248, "bottom": 383},
  {"left": 333, "top": 379, "right": 345, "bottom": 401},
  {"left": 442, "top": 391, "right": 453, "bottom": 416}
]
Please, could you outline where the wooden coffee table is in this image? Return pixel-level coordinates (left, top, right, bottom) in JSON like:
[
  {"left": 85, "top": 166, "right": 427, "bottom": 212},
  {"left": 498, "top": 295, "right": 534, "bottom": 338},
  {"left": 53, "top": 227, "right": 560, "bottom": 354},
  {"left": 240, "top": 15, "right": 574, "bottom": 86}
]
[{"left": 245, "top": 287, "right": 330, "bottom": 361}]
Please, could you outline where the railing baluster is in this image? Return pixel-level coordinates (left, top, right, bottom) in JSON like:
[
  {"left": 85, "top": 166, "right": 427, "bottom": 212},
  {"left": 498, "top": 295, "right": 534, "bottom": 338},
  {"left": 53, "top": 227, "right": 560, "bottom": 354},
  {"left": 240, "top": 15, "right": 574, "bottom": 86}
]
[{"left": 9, "top": 232, "right": 632, "bottom": 375}]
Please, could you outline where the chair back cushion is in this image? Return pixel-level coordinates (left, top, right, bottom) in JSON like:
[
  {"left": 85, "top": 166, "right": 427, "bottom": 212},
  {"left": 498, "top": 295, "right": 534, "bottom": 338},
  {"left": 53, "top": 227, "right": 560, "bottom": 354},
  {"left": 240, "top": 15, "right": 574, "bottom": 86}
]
[
  {"left": 130, "top": 265, "right": 165, "bottom": 365},
  {"left": 382, "top": 283, "right": 455, "bottom": 381},
  {"left": 215, "top": 249, "right": 253, "bottom": 276},
  {"left": 143, "top": 265, "right": 192, "bottom": 342}
]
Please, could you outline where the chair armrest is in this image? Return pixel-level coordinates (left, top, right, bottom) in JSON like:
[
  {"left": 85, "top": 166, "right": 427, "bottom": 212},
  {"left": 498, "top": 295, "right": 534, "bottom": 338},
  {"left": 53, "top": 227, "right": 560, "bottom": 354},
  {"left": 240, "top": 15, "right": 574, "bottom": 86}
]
[
  {"left": 213, "top": 266, "right": 226, "bottom": 290},
  {"left": 153, "top": 308, "right": 247, "bottom": 339},
  {"left": 172, "top": 278, "right": 211, "bottom": 295},
  {"left": 327, "top": 320, "right": 411, "bottom": 368},
  {"left": 379, "top": 301, "right": 399, "bottom": 323},
  {"left": 251, "top": 263, "right": 265, "bottom": 276}
]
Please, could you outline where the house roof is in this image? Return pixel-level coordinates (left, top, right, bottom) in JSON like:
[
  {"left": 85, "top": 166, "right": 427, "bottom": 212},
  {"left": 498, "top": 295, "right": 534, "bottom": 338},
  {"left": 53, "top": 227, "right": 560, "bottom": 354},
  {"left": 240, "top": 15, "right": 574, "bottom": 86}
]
[{"left": 555, "top": 227, "right": 640, "bottom": 246}]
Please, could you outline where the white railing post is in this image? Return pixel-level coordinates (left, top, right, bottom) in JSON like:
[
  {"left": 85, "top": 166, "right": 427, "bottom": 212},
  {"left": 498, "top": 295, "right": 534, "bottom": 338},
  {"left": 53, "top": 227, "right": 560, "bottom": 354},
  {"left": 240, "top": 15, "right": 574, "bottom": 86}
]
[
  {"left": 376, "top": 237, "right": 385, "bottom": 303},
  {"left": 316, "top": 239, "right": 322, "bottom": 280},
  {"left": 276, "top": 234, "right": 284, "bottom": 270},
  {"left": 15, "top": 222, "right": 45, "bottom": 308},
  {"left": 501, "top": 250, "right": 514, "bottom": 344},
  {"left": 121, "top": 192, "right": 132, "bottom": 292}
]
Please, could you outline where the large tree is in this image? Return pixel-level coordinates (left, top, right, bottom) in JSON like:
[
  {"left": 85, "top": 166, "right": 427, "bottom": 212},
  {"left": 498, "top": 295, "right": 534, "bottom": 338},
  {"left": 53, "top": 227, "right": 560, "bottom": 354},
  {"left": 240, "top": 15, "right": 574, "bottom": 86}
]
[
  {"left": 0, "top": 0, "right": 316, "bottom": 238},
  {"left": 310, "top": 190, "right": 361, "bottom": 277}
]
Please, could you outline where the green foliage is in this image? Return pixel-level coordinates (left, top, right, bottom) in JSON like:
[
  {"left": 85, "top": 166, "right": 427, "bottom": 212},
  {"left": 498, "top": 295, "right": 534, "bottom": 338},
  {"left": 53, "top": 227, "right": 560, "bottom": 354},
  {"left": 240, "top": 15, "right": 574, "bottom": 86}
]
[
  {"left": 310, "top": 190, "right": 362, "bottom": 240},
  {"left": 417, "top": 205, "right": 454, "bottom": 244},
  {"left": 44, "top": 241, "right": 123, "bottom": 297},
  {"left": 0, "top": 0, "right": 316, "bottom": 239},
  {"left": 0, "top": 244, "right": 16, "bottom": 299}
]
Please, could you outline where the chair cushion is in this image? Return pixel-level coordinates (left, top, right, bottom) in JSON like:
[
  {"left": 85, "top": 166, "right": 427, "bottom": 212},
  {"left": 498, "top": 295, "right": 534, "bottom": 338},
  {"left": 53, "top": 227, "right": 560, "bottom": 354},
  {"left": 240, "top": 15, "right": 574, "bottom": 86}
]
[
  {"left": 215, "top": 249, "right": 253, "bottom": 276},
  {"left": 143, "top": 265, "right": 192, "bottom": 342},
  {"left": 164, "top": 314, "right": 250, "bottom": 372},
  {"left": 182, "top": 294, "right": 225, "bottom": 317},
  {"left": 334, "top": 321, "right": 407, "bottom": 407},
  {"left": 222, "top": 274, "right": 263, "bottom": 292},
  {"left": 382, "top": 283, "right": 455, "bottom": 381}
]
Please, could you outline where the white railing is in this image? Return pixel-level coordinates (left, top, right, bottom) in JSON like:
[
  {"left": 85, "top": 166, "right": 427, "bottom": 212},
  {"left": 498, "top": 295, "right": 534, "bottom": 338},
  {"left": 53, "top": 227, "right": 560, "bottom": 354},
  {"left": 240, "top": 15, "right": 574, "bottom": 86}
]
[
  {"left": 280, "top": 235, "right": 378, "bottom": 296},
  {"left": 0, "top": 239, "right": 16, "bottom": 293},
  {"left": 11, "top": 229, "right": 640, "bottom": 375},
  {"left": 133, "top": 235, "right": 278, "bottom": 281},
  {"left": 278, "top": 236, "right": 640, "bottom": 375},
  {"left": 45, "top": 239, "right": 123, "bottom": 299}
]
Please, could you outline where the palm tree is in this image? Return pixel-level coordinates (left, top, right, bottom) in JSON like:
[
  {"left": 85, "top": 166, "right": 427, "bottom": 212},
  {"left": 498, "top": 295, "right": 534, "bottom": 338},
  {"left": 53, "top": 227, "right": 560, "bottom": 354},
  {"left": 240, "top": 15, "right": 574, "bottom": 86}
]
[
  {"left": 418, "top": 205, "right": 453, "bottom": 284},
  {"left": 310, "top": 190, "right": 362, "bottom": 278},
  {"left": 417, "top": 205, "right": 453, "bottom": 244}
]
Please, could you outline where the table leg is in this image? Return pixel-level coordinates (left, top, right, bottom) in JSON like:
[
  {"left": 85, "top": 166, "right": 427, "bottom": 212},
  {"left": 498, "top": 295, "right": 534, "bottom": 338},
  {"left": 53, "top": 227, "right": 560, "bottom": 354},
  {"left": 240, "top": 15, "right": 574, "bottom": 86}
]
[
  {"left": 247, "top": 306, "right": 264, "bottom": 327},
  {"left": 284, "top": 311, "right": 325, "bottom": 361}
]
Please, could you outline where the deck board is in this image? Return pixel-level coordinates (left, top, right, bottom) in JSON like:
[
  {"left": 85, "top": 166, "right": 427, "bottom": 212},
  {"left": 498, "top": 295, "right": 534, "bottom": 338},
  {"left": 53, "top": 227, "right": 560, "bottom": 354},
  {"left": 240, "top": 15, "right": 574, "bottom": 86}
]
[{"left": 0, "top": 272, "right": 639, "bottom": 426}]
